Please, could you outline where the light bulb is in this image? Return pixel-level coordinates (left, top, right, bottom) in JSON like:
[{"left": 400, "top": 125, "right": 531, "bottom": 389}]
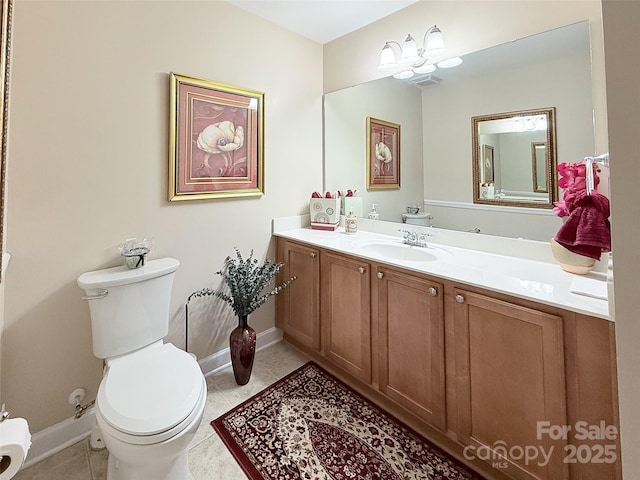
[
  {"left": 377, "top": 44, "right": 397, "bottom": 71},
  {"left": 399, "top": 34, "right": 422, "bottom": 65}
]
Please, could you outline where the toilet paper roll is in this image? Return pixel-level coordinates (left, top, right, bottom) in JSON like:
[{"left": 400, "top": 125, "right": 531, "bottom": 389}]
[{"left": 0, "top": 418, "right": 31, "bottom": 480}]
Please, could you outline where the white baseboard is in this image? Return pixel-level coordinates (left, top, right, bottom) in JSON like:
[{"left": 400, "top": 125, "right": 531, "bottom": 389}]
[
  {"left": 23, "top": 408, "right": 96, "bottom": 469},
  {"left": 22, "top": 328, "right": 283, "bottom": 469},
  {"left": 198, "top": 327, "right": 283, "bottom": 376}
]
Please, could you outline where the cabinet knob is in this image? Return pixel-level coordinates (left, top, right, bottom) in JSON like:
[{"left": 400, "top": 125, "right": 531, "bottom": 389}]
[
  {"left": 455, "top": 294, "right": 465, "bottom": 303},
  {"left": 310, "top": 252, "right": 317, "bottom": 258},
  {"left": 359, "top": 266, "right": 366, "bottom": 274},
  {"left": 429, "top": 287, "right": 437, "bottom": 296},
  {"left": 377, "top": 272, "right": 384, "bottom": 279}
]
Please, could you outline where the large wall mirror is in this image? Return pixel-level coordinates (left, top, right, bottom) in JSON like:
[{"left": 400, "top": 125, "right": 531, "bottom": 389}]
[
  {"left": 472, "top": 107, "right": 557, "bottom": 208},
  {"left": 324, "top": 21, "right": 594, "bottom": 239}
]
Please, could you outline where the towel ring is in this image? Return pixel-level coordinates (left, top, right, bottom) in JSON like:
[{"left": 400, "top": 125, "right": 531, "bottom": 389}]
[{"left": 585, "top": 153, "right": 609, "bottom": 195}]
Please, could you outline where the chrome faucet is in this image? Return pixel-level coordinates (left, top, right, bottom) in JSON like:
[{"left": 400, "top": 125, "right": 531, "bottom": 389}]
[{"left": 398, "top": 229, "right": 431, "bottom": 247}]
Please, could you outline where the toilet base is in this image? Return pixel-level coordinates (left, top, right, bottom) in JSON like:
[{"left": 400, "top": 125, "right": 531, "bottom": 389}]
[
  {"left": 107, "top": 451, "right": 188, "bottom": 480},
  {"left": 99, "top": 376, "right": 206, "bottom": 480}
]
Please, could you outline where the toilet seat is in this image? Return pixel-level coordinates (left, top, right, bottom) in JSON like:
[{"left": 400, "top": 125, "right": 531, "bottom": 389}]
[{"left": 97, "top": 342, "right": 205, "bottom": 445}]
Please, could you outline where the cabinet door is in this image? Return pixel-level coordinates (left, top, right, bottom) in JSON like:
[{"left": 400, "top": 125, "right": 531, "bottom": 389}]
[
  {"left": 376, "top": 267, "right": 446, "bottom": 431},
  {"left": 321, "top": 251, "right": 371, "bottom": 382},
  {"left": 277, "top": 240, "right": 320, "bottom": 350},
  {"left": 454, "top": 289, "right": 568, "bottom": 480}
]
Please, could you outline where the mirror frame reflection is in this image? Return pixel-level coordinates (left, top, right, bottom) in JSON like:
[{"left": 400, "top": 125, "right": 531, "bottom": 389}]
[
  {"left": 0, "top": 0, "right": 13, "bottom": 282},
  {"left": 472, "top": 107, "right": 558, "bottom": 209},
  {"left": 531, "top": 142, "right": 548, "bottom": 193}
]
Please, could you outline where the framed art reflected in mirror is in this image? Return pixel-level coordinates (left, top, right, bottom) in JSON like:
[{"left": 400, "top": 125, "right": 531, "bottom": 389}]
[
  {"left": 366, "top": 117, "right": 400, "bottom": 190},
  {"left": 482, "top": 144, "right": 494, "bottom": 183}
]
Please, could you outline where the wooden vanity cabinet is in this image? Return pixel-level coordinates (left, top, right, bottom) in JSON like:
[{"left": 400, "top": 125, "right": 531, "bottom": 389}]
[
  {"left": 375, "top": 265, "right": 446, "bottom": 431},
  {"left": 320, "top": 250, "right": 372, "bottom": 383},
  {"left": 276, "top": 239, "right": 320, "bottom": 350},
  {"left": 275, "top": 237, "right": 620, "bottom": 480},
  {"left": 453, "top": 288, "right": 568, "bottom": 480}
]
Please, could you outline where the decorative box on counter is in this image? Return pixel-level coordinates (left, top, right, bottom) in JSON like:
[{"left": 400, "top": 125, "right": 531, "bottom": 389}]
[
  {"left": 341, "top": 196, "right": 363, "bottom": 217},
  {"left": 310, "top": 197, "right": 340, "bottom": 231}
]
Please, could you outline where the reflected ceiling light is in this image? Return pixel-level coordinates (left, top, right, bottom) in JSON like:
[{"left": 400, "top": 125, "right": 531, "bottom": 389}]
[
  {"left": 524, "top": 117, "right": 537, "bottom": 130},
  {"left": 512, "top": 115, "right": 548, "bottom": 132},
  {"left": 377, "top": 25, "right": 453, "bottom": 75},
  {"left": 512, "top": 117, "right": 524, "bottom": 131},
  {"left": 538, "top": 116, "right": 548, "bottom": 130},
  {"left": 436, "top": 56, "right": 463, "bottom": 68},
  {"left": 413, "top": 63, "right": 437, "bottom": 74},
  {"left": 393, "top": 70, "right": 415, "bottom": 80}
]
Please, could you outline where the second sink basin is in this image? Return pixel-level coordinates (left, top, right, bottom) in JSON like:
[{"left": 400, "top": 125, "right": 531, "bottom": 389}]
[{"left": 360, "top": 243, "right": 437, "bottom": 262}]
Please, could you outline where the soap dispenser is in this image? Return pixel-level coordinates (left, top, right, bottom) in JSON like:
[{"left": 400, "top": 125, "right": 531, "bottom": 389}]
[
  {"left": 345, "top": 210, "right": 358, "bottom": 234},
  {"left": 368, "top": 204, "right": 380, "bottom": 220}
]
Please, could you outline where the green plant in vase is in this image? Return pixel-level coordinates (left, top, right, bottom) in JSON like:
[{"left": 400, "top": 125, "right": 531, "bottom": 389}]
[{"left": 187, "top": 248, "right": 295, "bottom": 385}]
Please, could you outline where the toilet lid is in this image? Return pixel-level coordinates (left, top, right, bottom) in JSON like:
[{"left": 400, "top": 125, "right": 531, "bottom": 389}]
[{"left": 98, "top": 343, "right": 204, "bottom": 436}]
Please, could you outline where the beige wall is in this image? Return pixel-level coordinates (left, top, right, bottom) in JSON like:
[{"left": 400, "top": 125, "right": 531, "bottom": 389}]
[
  {"left": 2, "top": 1, "right": 322, "bottom": 433},
  {"left": 602, "top": 0, "right": 640, "bottom": 475}
]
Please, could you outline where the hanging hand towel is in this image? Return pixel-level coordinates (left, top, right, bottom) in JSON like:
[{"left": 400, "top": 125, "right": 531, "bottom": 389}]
[{"left": 554, "top": 189, "right": 611, "bottom": 260}]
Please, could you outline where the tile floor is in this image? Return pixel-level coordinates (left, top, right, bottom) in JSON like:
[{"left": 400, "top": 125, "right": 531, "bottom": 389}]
[{"left": 12, "top": 341, "right": 309, "bottom": 480}]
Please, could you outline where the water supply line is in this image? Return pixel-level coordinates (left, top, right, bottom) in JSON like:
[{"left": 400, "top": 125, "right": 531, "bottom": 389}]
[
  {"left": 1, "top": 403, "right": 9, "bottom": 422},
  {"left": 74, "top": 400, "right": 95, "bottom": 419}
]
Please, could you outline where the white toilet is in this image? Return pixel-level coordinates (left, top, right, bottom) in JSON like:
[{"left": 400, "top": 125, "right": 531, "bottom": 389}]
[
  {"left": 77, "top": 257, "right": 206, "bottom": 480},
  {"left": 402, "top": 212, "right": 432, "bottom": 226}
]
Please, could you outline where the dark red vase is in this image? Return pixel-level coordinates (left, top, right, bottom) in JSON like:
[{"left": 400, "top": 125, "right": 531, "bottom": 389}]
[{"left": 229, "top": 315, "right": 256, "bottom": 385}]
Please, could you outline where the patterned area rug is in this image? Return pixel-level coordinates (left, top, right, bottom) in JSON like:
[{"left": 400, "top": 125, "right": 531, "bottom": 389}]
[{"left": 211, "top": 362, "right": 485, "bottom": 480}]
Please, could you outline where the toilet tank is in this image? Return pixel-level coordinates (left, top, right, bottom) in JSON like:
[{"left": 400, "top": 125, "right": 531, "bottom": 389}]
[
  {"left": 77, "top": 258, "right": 179, "bottom": 359},
  {"left": 403, "top": 212, "right": 432, "bottom": 226}
]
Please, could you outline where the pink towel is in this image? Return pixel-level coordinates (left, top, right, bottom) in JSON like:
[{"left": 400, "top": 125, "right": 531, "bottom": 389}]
[{"left": 554, "top": 189, "right": 611, "bottom": 260}]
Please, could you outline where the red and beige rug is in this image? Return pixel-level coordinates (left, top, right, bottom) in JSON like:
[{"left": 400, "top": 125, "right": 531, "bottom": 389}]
[{"left": 212, "top": 361, "right": 485, "bottom": 480}]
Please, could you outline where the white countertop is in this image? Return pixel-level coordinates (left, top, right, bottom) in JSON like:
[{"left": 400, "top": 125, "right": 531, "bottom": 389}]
[{"left": 273, "top": 222, "right": 611, "bottom": 321}]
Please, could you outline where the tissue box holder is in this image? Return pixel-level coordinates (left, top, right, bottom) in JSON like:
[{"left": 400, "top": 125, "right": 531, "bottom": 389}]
[
  {"left": 341, "top": 196, "right": 363, "bottom": 217},
  {"left": 310, "top": 197, "right": 340, "bottom": 231}
]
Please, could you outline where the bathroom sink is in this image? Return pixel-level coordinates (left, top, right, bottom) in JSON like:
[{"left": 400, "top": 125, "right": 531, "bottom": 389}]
[{"left": 360, "top": 243, "right": 437, "bottom": 262}]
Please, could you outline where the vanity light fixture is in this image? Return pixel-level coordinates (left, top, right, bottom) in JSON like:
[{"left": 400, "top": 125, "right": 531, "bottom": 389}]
[{"left": 378, "top": 25, "right": 462, "bottom": 80}]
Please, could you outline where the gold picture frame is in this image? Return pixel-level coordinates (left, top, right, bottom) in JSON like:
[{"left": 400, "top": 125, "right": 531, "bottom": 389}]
[
  {"left": 169, "top": 73, "right": 264, "bottom": 201},
  {"left": 0, "top": 0, "right": 13, "bottom": 282}
]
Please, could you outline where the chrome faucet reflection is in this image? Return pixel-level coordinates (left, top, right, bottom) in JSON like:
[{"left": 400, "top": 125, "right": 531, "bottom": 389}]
[{"left": 398, "top": 229, "right": 432, "bottom": 247}]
